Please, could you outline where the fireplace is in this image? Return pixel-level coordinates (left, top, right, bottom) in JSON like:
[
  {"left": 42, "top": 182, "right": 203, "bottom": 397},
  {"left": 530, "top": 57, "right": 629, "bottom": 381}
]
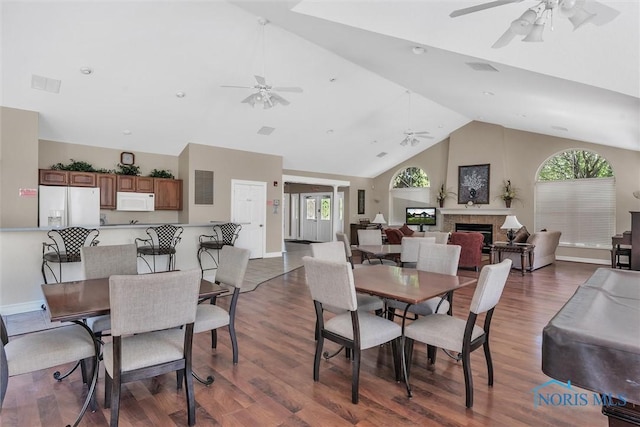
[{"left": 455, "top": 223, "right": 493, "bottom": 253}]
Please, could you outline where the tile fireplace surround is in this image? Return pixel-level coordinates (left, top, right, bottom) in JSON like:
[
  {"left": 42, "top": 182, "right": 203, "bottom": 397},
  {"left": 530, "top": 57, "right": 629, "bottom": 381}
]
[{"left": 439, "top": 208, "right": 513, "bottom": 244}]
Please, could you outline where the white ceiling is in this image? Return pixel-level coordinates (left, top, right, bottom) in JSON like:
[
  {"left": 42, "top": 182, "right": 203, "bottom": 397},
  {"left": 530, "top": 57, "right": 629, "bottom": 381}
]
[{"left": 2, "top": 0, "right": 638, "bottom": 178}]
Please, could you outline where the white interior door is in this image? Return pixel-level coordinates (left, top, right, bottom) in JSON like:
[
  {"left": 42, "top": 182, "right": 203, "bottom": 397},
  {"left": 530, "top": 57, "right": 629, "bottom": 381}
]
[
  {"left": 232, "top": 180, "right": 266, "bottom": 259},
  {"left": 301, "top": 193, "right": 333, "bottom": 242},
  {"left": 302, "top": 195, "right": 318, "bottom": 241}
]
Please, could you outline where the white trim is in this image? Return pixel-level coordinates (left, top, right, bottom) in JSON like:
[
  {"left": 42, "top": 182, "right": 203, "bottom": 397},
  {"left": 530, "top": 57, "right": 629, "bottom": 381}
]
[
  {"left": 282, "top": 174, "right": 350, "bottom": 187},
  {"left": 263, "top": 251, "right": 282, "bottom": 258},
  {"left": 439, "top": 208, "right": 513, "bottom": 215},
  {"left": 556, "top": 256, "right": 610, "bottom": 265},
  {"left": 1, "top": 301, "right": 44, "bottom": 315}
]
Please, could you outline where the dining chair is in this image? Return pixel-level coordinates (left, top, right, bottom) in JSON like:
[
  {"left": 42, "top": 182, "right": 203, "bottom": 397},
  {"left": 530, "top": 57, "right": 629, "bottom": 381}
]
[
  {"left": 403, "top": 258, "right": 512, "bottom": 408},
  {"left": 303, "top": 256, "right": 403, "bottom": 404},
  {"left": 81, "top": 244, "right": 138, "bottom": 340},
  {"left": 399, "top": 236, "right": 436, "bottom": 267},
  {"left": 41, "top": 227, "right": 99, "bottom": 284},
  {"left": 356, "top": 229, "right": 395, "bottom": 265},
  {"left": 103, "top": 269, "right": 201, "bottom": 427},
  {"left": 197, "top": 222, "right": 242, "bottom": 276},
  {"left": 335, "top": 232, "right": 355, "bottom": 267},
  {"left": 192, "top": 245, "right": 250, "bottom": 373},
  {"left": 135, "top": 224, "right": 183, "bottom": 273},
  {"left": 388, "top": 243, "right": 461, "bottom": 321},
  {"left": 1, "top": 314, "right": 99, "bottom": 427}
]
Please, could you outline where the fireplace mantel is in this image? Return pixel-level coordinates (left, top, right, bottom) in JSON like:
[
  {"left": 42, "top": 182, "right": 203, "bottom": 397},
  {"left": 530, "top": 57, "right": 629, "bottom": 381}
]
[{"left": 439, "top": 208, "right": 513, "bottom": 216}]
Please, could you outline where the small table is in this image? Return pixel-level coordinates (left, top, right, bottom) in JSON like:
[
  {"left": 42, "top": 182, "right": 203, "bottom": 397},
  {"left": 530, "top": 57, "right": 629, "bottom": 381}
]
[
  {"left": 356, "top": 244, "right": 402, "bottom": 265},
  {"left": 489, "top": 242, "right": 535, "bottom": 276}
]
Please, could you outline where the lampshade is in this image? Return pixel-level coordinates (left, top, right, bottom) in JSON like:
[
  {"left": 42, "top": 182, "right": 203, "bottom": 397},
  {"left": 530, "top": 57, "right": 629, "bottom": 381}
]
[
  {"left": 372, "top": 213, "right": 387, "bottom": 224},
  {"left": 501, "top": 215, "right": 523, "bottom": 230},
  {"left": 510, "top": 9, "right": 537, "bottom": 35},
  {"left": 568, "top": 8, "right": 596, "bottom": 30},
  {"left": 522, "top": 18, "right": 545, "bottom": 42}
]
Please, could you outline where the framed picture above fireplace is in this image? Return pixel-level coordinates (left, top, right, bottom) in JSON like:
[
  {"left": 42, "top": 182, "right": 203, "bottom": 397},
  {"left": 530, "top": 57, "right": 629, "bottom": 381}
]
[{"left": 458, "top": 164, "right": 490, "bottom": 205}]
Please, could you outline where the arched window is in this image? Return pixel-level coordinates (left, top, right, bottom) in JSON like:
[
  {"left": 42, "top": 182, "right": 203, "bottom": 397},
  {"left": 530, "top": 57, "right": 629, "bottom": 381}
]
[
  {"left": 390, "top": 167, "right": 431, "bottom": 224},
  {"left": 535, "top": 149, "right": 615, "bottom": 248}
]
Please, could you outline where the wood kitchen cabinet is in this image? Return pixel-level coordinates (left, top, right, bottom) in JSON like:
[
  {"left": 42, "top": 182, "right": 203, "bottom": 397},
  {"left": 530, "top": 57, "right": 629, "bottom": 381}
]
[
  {"left": 116, "top": 175, "right": 154, "bottom": 193},
  {"left": 39, "top": 169, "right": 96, "bottom": 187},
  {"left": 154, "top": 178, "right": 182, "bottom": 210},
  {"left": 98, "top": 174, "right": 117, "bottom": 209}
]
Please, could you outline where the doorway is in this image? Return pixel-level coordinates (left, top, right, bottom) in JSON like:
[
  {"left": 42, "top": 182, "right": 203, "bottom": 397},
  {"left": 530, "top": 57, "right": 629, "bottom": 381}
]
[{"left": 231, "top": 180, "right": 266, "bottom": 259}]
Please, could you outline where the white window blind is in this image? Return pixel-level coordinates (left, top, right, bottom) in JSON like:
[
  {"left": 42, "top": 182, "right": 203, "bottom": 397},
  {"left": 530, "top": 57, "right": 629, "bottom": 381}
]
[{"left": 535, "top": 177, "right": 615, "bottom": 248}]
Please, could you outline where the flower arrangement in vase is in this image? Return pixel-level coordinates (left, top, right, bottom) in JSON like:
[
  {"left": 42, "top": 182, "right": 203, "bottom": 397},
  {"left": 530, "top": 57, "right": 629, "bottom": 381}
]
[
  {"left": 436, "top": 184, "right": 456, "bottom": 208},
  {"left": 499, "top": 180, "right": 519, "bottom": 208}
]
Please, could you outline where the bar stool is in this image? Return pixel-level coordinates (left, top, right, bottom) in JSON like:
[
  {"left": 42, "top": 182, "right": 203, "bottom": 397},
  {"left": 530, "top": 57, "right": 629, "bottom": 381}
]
[
  {"left": 197, "top": 223, "right": 242, "bottom": 276},
  {"left": 41, "top": 227, "right": 99, "bottom": 284},
  {"left": 135, "top": 224, "right": 183, "bottom": 272}
]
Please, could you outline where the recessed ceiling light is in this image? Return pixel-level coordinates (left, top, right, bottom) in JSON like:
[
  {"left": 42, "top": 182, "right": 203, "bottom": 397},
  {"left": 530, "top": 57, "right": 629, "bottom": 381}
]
[
  {"left": 175, "top": 91, "right": 186, "bottom": 98},
  {"left": 371, "top": 140, "right": 378, "bottom": 144},
  {"left": 326, "top": 129, "right": 334, "bottom": 134},
  {"left": 376, "top": 152, "right": 387, "bottom": 158},
  {"left": 80, "top": 67, "right": 92, "bottom": 75},
  {"left": 482, "top": 91, "right": 495, "bottom": 96},
  {"left": 412, "top": 46, "right": 426, "bottom": 55},
  {"left": 329, "top": 77, "right": 337, "bottom": 82},
  {"left": 122, "top": 130, "right": 132, "bottom": 135},
  {"left": 520, "top": 113, "right": 527, "bottom": 118}
]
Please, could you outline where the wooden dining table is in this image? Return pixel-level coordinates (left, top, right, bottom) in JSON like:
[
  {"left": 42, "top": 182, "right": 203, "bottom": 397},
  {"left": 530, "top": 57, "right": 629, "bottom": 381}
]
[
  {"left": 40, "top": 275, "right": 226, "bottom": 426},
  {"left": 356, "top": 244, "right": 403, "bottom": 265}
]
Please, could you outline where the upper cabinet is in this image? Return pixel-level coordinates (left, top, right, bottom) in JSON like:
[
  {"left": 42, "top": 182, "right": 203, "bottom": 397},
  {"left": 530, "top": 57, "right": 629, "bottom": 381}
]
[
  {"left": 116, "top": 175, "right": 154, "bottom": 193},
  {"left": 39, "top": 170, "right": 96, "bottom": 187},
  {"left": 154, "top": 178, "right": 182, "bottom": 210},
  {"left": 98, "top": 174, "right": 117, "bottom": 209}
]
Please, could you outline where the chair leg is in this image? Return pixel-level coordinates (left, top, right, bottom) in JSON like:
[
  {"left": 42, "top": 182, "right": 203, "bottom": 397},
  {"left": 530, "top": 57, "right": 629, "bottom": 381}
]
[
  {"left": 313, "top": 335, "right": 323, "bottom": 382},
  {"left": 401, "top": 337, "right": 413, "bottom": 398},
  {"left": 352, "top": 347, "right": 361, "bottom": 404},
  {"left": 104, "top": 374, "right": 112, "bottom": 408},
  {"left": 109, "top": 374, "right": 121, "bottom": 427},
  {"left": 484, "top": 340, "right": 494, "bottom": 386},
  {"left": 427, "top": 344, "right": 437, "bottom": 367},
  {"left": 184, "top": 367, "right": 196, "bottom": 426},
  {"left": 462, "top": 350, "right": 474, "bottom": 408},
  {"left": 392, "top": 337, "right": 401, "bottom": 382},
  {"left": 229, "top": 323, "right": 238, "bottom": 365},
  {"left": 210, "top": 329, "right": 217, "bottom": 349}
]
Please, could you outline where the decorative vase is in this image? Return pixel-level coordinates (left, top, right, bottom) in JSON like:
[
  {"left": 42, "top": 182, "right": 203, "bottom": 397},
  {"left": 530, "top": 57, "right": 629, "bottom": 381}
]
[
  {"left": 439, "top": 199, "right": 444, "bottom": 208},
  {"left": 505, "top": 199, "right": 512, "bottom": 208}
]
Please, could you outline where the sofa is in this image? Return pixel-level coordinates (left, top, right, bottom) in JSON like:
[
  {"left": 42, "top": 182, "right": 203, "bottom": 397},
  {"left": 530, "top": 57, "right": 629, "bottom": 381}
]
[
  {"left": 386, "top": 225, "right": 450, "bottom": 244},
  {"left": 504, "top": 229, "right": 562, "bottom": 271}
]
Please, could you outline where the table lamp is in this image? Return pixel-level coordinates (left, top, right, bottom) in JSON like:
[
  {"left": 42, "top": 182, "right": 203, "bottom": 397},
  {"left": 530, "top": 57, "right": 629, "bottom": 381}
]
[
  {"left": 372, "top": 213, "right": 386, "bottom": 230},
  {"left": 501, "top": 215, "right": 523, "bottom": 245}
]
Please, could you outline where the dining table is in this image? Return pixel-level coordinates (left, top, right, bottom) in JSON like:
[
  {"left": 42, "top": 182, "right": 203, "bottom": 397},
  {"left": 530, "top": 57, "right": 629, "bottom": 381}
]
[
  {"left": 356, "top": 244, "right": 403, "bottom": 265},
  {"left": 40, "top": 275, "right": 227, "bottom": 426}
]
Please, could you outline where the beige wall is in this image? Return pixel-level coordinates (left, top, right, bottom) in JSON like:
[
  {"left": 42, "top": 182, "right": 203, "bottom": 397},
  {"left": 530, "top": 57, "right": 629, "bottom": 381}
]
[
  {"left": 184, "top": 143, "right": 283, "bottom": 255},
  {"left": 0, "top": 107, "right": 39, "bottom": 228},
  {"left": 373, "top": 121, "right": 640, "bottom": 263}
]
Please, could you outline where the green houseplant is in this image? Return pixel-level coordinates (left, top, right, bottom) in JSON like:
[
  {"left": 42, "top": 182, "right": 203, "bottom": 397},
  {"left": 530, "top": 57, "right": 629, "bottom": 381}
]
[
  {"left": 499, "top": 180, "right": 520, "bottom": 208},
  {"left": 436, "top": 184, "right": 456, "bottom": 208}
]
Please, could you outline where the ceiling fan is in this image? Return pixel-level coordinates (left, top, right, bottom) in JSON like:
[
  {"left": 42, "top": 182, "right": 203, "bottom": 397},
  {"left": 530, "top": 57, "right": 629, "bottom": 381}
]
[
  {"left": 450, "top": 0, "right": 620, "bottom": 48},
  {"left": 399, "top": 91, "right": 433, "bottom": 147},
  {"left": 221, "top": 18, "right": 303, "bottom": 109}
]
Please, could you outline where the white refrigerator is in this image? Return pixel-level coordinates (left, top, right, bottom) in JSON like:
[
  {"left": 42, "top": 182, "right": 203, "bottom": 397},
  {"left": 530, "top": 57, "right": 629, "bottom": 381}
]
[{"left": 39, "top": 185, "right": 101, "bottom": 228}]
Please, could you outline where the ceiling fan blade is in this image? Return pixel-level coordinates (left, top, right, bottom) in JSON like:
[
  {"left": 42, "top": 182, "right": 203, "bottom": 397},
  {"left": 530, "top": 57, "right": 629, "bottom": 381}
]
[
  {"left": 416, "top": 135, "right": 434, "bottom": 139},
  {"left": 586, "top": 1, "right": 620, "bottom": 26},
  {"left": 269, "top": 92, "right": 290, "bottom": 106},
  {"left": 450, "top": 0, "right": 524, "bottom": 18},
  {"left": 492, "top": 27, "right": 517, "bottom": 48},
  {"left": 400, "top": 137, "right": 409, "bottom": 146},
  {"left": 412, "top": 131, "right": 430, "bottom": 135},
  {"left": 254, "top": 75, "right": 267, "bottom": 85},
  {"left": 240, "top": 93, "right": 258, "bottom": 106},
  {"left": 272, "top": 86, "right": 303, "bottom": 93},
  {"left": 221, "top": 85, "right": 253, "bottom": 89}
]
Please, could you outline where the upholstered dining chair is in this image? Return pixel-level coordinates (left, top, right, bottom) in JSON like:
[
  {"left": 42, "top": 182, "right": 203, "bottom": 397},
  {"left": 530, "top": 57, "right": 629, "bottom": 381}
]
[
  {"left": 81, "top": 244, "right": 138, "bottom": 340},
  {"left": 303, "top": 256, "right": 403, "bottom": 404},
  {"left": 399, "top": 236, "right": 436, "bottom": 267},
  {"left": 42, "top": 226, "right": 99, "bottom": 284},
  {"left": 449, "top": 231, "right": 485, "bottom": 271},
  {"left": 388, "top": 243, "right": 461, "bottom": 321},
  {"left": 357, "top": 229, "right": 396, "bottom": 265},
  {"left": 403, "top": 258, "right": 512, "bottom": 408},
  {"left": 104, "top": 269, "right": 201, "bottom": 427},
  {"left": 1, "top": 314, "right": 98, "bottom": 427},
  {"left": 197, "top": 223, "right": 242, "bottom": 276},
  {"left": 336, "top": 232, "right": 355, "bottom": 267},
  {"left": 135, "top": 224, "right": 183, "bottom": 273}
]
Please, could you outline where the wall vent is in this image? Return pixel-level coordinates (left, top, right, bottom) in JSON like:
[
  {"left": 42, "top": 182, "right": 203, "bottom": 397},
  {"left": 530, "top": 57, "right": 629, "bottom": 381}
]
[
  {"left": 31, "top": 75, "right": 61, "bottom": 93},
  {"left": 195, "top": 170, "right": 214, "bottom": 205},
  {"left": 465, "top": 62, "right": 499, "bottom": 72},
  {"left": 257, "top": 126, "right": 275, "bottom": 135},
  {"left": 376, "top": 152, "right": 387, "bottom": 158}
]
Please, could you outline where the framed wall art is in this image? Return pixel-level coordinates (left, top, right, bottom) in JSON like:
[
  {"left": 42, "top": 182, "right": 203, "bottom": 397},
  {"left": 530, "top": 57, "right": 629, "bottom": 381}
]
[
  {"left": 357, "top": 189, "right": 365, "bottom": 214},
  {"left": 458, "top": 164, "right": 490, "bottom": 205}
]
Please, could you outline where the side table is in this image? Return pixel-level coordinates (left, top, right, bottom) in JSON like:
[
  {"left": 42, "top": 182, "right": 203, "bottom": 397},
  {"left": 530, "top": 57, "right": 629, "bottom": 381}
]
[{"left": 490, "top": 242, "right": 535, "bottom": 276}]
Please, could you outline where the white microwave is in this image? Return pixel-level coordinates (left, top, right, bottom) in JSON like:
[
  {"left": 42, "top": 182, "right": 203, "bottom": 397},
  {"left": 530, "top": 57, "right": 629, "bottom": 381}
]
[{"left": 116, "top": 192, "right": 155, "bottom": 211}]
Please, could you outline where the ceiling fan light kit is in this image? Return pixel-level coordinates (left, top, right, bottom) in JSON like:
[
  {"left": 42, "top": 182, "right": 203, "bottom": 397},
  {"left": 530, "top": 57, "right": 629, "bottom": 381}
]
[{"left": 451, "top": 0, "right": 618, "bottom": 48}]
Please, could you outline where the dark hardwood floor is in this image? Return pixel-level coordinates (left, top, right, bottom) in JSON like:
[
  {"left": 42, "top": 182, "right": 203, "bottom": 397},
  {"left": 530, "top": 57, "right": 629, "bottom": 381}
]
[{"left": 1, "top": 258, "right": 610, "bottom": 426}]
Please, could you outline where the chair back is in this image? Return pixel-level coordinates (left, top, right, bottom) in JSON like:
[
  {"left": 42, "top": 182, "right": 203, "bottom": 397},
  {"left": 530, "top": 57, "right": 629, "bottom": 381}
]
[
  {"left": 400, "top": 237, "right": 436, "bottom": 264},
  {"left": 146, "top": 224, "right": 183, "bottom": 250},
  {"left": 469, "top": 259, "right": 512, "bottom": 315},
  {"left": 449, "top": 232, "right": 484, "bottom": 269},
  {"left": 310, "top": 241, "right": 346, "bottom": 263},
  {"left": 214, "top": 223, "right": 242, "bottom": 245},
  {"left": 45, "top": 227, "right": 99, "bottom": 259},
  {"left": 416, "top": 243, "right": 461, "bottom": 275},
  {"left": 216, "top": 246, "right": 250, "bottom": 289},
  {"left": 336, "top": 232, "right": 353, "bottom": 258},
  {"left": 109, "top": 269, "right": 201, "bottom": 336},
  {"left": 303, "top": 256, "right": 357, "bottom": 312},
  {"left": 81, "top": 244, "right": 138, "bottom": 279},
  {"left": 357, "top": 229, "right": 382, "bottom": 245}
]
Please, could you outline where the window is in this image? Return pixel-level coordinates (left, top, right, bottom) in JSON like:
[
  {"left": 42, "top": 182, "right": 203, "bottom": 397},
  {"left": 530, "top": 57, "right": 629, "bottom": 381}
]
[
  {"left": 390, "top": 167, "right": 431, "bottom": 224},
  {"left": 320, "top": 196, "right": 331, "bottom": 220},
  {"left": 305, "top": 198, "right": 316, "bottom": 220},
  {"left": 535, "top": 150, "right": 615, "bottom": 248}
]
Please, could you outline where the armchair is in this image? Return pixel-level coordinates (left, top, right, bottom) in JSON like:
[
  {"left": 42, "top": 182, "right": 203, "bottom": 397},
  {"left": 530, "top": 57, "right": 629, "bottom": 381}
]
[
  {"left": 504, "top": 230, "right": 562, "bottom": 271},
  {"left": 449, "top": 231, "right": 484, "bottom": 271}
]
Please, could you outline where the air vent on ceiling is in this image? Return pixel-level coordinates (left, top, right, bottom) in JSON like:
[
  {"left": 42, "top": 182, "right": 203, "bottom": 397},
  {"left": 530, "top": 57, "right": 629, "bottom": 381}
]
[
  {"left": 31, "top": 75, "right": 61, "bottom": 93},
  {"left": 376, "top": 152, "right": 387, "bottom": 158},
  {"left": 551, "top": 125, "right": 569, "bottom": 131},
  {"left": 257, "top": 126, "right": 275, "bottom": 136},
  {"left": 465, "top": 62, "right": 499, "bottom": 72}
]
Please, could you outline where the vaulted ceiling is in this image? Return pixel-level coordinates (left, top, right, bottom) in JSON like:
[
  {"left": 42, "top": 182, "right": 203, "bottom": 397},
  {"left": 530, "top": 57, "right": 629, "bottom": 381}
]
[{"left": 2, "top": 1, "right": 638, "bottom": 178}]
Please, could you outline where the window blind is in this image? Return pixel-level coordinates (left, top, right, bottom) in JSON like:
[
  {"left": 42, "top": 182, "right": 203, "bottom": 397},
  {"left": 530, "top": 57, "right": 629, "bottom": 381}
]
[{"left": 535, "top": 177, "right": 615, "bottom": 248}]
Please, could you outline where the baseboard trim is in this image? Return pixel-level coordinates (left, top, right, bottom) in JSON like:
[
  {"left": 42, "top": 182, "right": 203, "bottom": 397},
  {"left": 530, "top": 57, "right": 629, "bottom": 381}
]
[
  {"left": 263, "top": 251, "right": 282, "bottom": 258},
  {"left": 1, "top": 301, "right": 45, "bottom": 315},
  {"left": 556, "top": 256, "right": 610, "bottom": 265}
]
